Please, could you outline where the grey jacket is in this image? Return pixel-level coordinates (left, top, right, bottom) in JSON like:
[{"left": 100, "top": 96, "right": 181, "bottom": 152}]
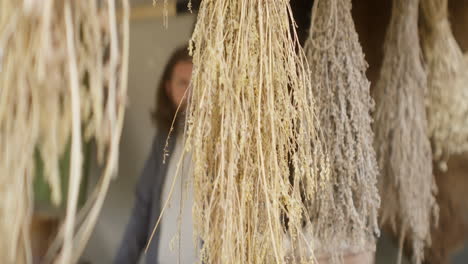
[{"left": 114, "top": 131, "right": 176, "bottom": 264}]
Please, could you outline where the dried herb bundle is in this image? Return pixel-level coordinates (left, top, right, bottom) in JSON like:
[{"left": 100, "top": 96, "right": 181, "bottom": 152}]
[
  {"left": 373, "top": 0, "right": 438, "bottom": 263},
  {"left": 304, "top": 0, "right": 380, "bottom": 260},
  {"left": 181, "top": 0, "right": 329, "bottom": 263},
  {"left": 421, "top": 0, "right": 468, "bottom": 171},
  {"left": 0, "top": 0, "right": 129, "bottom": 263}
]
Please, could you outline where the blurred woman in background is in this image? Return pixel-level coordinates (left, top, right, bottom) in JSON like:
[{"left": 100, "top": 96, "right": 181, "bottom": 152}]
[{"left": 114, "top": 45, "right": 195, "bottom": 264}]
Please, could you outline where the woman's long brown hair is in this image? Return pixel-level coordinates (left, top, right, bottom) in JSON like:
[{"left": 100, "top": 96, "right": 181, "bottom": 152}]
[{"left": 151, "top": 45, "right": 191, "bottom": 131}]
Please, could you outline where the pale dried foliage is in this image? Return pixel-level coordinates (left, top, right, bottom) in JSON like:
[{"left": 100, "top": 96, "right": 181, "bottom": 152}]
[
  {"left": 0, "top": 0, "right": 129, "bottom": 263},
  {"left": 373, "top": 0, "right": 438, "bottom": 263},
  {"left": 304, "top": 0, "right": 380, "bottom": 259},
  {"left": 182, "top": 0, "right": 330, "bottom": 263},
  {"left": 420, "top": 0, "right": 468, "bottom": 171}
]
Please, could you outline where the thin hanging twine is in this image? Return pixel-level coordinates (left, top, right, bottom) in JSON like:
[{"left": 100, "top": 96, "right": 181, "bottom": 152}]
[
  {"left": 0, "top": 0, "right": 130, "bottom": 263},
  {"left": 145, "top": 0, "right": 331, "bottom": 263},
  {"left": 303, "top": 0, "right": 380, "bottom": 261},
  {"left": 420, "top": 0, "right": 468, "bottom": 172},
  {"left": 372, "top": 0, "right": 439, "bottom": 263}
]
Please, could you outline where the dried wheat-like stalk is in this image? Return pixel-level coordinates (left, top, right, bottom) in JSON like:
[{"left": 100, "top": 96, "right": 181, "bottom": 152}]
[
  {"left": 153, "top": 0, "right": 169, "bottom": 27},
  {"left": 420, "top": 0, "right": 468, "bottom": 171},
  {"left": 180, "top": 0, "right": 329, "bottom": 263},
  {"left": 0, "top": 0, "right": 129, "bottom": 263},
  {"left": 373, "top": 0, "right": 438, "bottom": 263},
  {"left": 303, "top": 0, "right": 380, "bottom": 260}
]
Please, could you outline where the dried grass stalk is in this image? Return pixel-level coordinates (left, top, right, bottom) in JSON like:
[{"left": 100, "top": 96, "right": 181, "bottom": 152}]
[
  {"left": 182, "top": 0, "right": 330, "bottom": 263},
  {"left": 373, "top": 0, "right": 438, "bottom": 263},
  {"left": 303, "top": 0, "right": 380, "bottom": 260},
  {"left": 0, "top": 0, "right": 129, "bottom": 263},
  {"left": 420, "top": 0, "right": 468, "bottom": 171}
]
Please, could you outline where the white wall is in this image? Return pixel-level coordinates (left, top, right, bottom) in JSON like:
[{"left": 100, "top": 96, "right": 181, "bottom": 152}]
[{"left": 82, "top": 14, "right": 195, "bottom": 264}]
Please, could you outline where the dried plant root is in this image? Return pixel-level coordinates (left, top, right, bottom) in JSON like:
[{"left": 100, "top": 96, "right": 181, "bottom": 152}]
[
  {"left": 372, "top": 0, "right": 438, "bottom": 263},
  {"left": 420, "top": 0, "right": 468, "bottom": 171},
  {"left": 303, "top": 0, "right": 380, "bottom": 261}
]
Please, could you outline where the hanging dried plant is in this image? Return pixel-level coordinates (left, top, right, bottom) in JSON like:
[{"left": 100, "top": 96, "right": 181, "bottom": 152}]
[
  {"left": 372, "top": 0, "right": 438, "bottom": 263},
  {"left": 420, "top": 0, "right": 468, "bottom": 171},
  {"left": 165, "top": 0, "right": 330, "bottom": 263},
  {"left": 0, "top": 0, "right": 129, "bottom": 263},
  {"left": 303, "top": 0, "right": 380, "bottom": 260}
]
